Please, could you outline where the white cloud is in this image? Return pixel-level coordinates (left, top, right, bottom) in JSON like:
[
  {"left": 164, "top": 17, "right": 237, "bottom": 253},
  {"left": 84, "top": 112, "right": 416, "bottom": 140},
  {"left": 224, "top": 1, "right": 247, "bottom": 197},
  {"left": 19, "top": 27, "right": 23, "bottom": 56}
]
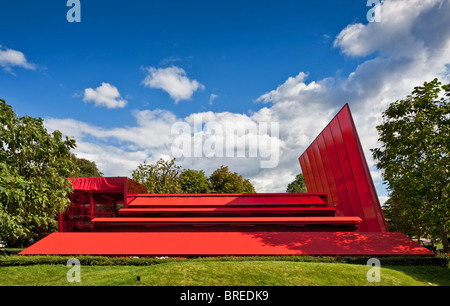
[
  {"left": 45, "top": 109, "right": 176, "bottom": 177},
  {"left": 83, "top": 82, "right": 128, "bottom": 109},
  {"left": 256, "top": 72, "right": 326, "bottom": 104},
  {"left": 46, "top": 109, "right": 177, "bottom": 150},
  {"left": 45, "top": 0, "right": 450, "bottom": 193},
  {"left": 249, "top": 0, "right": 450, "bottom": 191},
  {"left": 209, "top": 93, "right": 218, "bottom": 105},
  {"left": 379, "top": 196, "right": 389, "bottom": 207},
  {"left": 334, "top": 0, "right": 445, "bottom": 58},
  {"left": 0, "top": 45, "right": 36, "bottom": 73},
  {"left": 142, "top": 66, "right": 205, "bottom": 103}
]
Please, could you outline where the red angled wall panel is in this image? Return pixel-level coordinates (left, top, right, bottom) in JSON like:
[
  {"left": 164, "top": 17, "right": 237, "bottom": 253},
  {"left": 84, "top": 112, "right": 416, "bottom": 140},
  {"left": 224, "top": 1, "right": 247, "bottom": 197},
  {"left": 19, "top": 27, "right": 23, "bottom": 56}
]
[
  {"left": 316, "top": 134, "right": 341, "bottom": 215},
  {"left": 299, "top": 104, "right": 388, "bottom": 232},
  {"left": 306, "top": 149, "right": 320, "bottom": 192},
  {"left": 338, "top": 108, "right": 388, "bottom": 232},
  {"left": 301, "top": 153, "right": 317, "bottom": 192},
  {"left": 321, "top": 126, "right": 353, "bottom": 217},
  {"left": 312, "top": 141, "right": 332, "bottom": 204}
]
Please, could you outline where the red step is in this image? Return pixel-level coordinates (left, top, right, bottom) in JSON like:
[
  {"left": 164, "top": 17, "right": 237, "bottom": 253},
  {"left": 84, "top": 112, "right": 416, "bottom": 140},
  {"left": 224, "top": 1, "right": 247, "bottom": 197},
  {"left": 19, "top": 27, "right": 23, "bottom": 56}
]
[
  {"left": 119, "top": 207, "right": 337, "bottom": 217},
  {"left": 92, "top": 216, "right": 361, "bottom": 232},
  {"left": 127, "top": 193, "right": 328, "bottom": 208}
]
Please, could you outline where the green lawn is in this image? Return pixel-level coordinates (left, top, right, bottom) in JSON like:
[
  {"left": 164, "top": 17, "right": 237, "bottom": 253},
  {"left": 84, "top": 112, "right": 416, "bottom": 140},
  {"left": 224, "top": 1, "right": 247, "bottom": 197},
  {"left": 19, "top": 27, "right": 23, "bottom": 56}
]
[{"left": 0, "top": 261, "right": 449, "bottom": 286}]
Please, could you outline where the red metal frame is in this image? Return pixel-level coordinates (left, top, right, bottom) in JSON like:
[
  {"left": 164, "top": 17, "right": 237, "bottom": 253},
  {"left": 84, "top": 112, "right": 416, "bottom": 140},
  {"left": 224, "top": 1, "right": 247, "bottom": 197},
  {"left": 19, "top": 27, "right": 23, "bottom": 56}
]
[
  {"left": 299, "top": 104, "right": 388, "bottom": 232},
  {"left": 58, "top": 177, "right": 146, "bottom": 232}
]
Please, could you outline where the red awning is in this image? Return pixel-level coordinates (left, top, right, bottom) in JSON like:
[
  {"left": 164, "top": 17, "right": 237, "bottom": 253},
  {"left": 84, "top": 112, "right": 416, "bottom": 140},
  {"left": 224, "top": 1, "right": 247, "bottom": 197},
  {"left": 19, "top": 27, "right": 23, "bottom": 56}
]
[{"left": 69, "top": 177, "right": 123, "bottom": 193}]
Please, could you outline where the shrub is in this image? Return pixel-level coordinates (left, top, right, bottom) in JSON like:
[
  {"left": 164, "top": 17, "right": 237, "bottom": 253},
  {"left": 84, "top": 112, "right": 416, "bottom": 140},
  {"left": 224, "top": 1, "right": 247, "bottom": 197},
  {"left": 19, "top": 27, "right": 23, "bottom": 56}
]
[{"left": 1, "top": 254, "right": 448, "bottom": 267}]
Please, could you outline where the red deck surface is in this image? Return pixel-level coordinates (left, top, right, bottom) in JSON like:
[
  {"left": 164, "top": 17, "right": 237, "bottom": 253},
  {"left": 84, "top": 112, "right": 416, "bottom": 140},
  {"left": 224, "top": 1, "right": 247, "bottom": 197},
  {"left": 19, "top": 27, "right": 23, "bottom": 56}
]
[{"left": 19, "top": 232, "right": 433, "bottom": 256}]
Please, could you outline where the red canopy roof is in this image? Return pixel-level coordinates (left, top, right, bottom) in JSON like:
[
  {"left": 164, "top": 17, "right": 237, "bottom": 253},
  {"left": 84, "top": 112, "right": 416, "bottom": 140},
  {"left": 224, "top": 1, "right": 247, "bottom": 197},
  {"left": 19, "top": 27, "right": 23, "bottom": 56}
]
[{"left": 69, "top": 177, "right": 123, "bottom": 193}]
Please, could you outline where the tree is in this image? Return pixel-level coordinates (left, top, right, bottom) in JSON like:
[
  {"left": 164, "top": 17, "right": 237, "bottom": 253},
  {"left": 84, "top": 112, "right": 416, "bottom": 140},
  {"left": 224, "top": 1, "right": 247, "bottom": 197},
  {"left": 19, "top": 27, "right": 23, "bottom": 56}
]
[
  {"left": 179, "top": 169, "right": 211, "bottom": 193},
  {"left": 131, "top": 159, "right": 256, "bottom": 194},
  {"left": 242, "top": 179, "right": 256, "bottom": 194},
  {"left": 0, "top": 99, "right": 77, "bottom": 246},
  {"left": 71, "top": 154, "right": 103, "bottom": 177},
  {"left": 131, "top": 158, "right": 182, "bottom": 193},
  {"left": 286, "top": 173, "right": 308, "bottom": 193},
  {"left": 371, "top": 79, "right": 449, "bottom": 253},
  {"left": 209, "top": 165, "right": 256, "bottom": 193}
]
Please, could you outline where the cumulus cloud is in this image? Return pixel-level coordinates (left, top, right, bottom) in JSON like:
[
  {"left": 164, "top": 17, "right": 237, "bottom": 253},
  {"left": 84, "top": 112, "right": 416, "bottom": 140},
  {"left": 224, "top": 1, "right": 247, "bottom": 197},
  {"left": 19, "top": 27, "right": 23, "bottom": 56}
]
[
  {"left": 45, "top": 108, "right": 282, "bottom": 183},
  {"left": 142, "top": 66, "right": 205, "bottom": 103},
  {"left": 83, "top": 82, "right": 128, "bottom": 109},
  {"left": 46, "top": 0, "right": 450, "bottom": 194},
  {"left": 45, "top": 109, "right": 177, "bottom": 176},
  {"left": 0, "top": 45, "right": 37, "bottom": 73},
  {"left": 251, "top": 0, "right": 450, "bottom": 193},
  {"left": 334, "top": 0, "right": 445, "bottom": 58}
]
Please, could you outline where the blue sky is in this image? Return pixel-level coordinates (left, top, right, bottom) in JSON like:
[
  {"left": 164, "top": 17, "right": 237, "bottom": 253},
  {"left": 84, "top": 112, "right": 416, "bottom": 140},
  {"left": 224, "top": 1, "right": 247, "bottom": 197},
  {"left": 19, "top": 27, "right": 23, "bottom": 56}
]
[
  {"left": 1, "top": 0, "right": 450, "bottom": 200},
  {"left": 1, "top": 1, "right": 366, "bottom": 120}
]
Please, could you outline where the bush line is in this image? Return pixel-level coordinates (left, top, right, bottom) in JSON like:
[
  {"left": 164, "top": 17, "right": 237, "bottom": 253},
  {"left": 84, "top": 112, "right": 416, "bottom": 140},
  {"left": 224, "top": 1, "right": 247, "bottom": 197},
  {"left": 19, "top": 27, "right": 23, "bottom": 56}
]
[{"left": 1, "top": 254, "right": 448, "bottom": 267}]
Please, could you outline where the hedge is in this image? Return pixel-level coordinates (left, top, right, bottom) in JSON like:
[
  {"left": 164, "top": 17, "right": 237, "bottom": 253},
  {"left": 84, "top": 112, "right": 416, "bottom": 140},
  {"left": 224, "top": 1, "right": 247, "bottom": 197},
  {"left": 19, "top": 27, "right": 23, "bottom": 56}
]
[{"left": 1, "top": 254, "right": 449, "bottom": 267}]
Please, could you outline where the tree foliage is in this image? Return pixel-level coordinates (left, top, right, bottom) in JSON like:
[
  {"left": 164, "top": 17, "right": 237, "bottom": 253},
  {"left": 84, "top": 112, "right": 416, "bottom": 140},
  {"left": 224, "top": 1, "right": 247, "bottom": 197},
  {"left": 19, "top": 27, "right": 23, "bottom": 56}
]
[
  {"left": 371, "top": 79, "right": 449, "bottom": 252},
  {"left": 132, "top": 158, "right": 182, "bottom": 193},
  {"left": 179, "top": 169, "right": 211, "bottom": 193},
  {"left": 71, "top": 154, "right": 103, "bottom": 177},
  {"left": 131, "top": 159, "right": 256, "bottom": 194},
  {"left": 286, "top": 173, "right": 308, "bottom": 193},
  {"left": 0, "top": 99, "right": 77, "bottom": 246},
  {"left": 209, "top": 165, "right": 255, "bottom": 193}
]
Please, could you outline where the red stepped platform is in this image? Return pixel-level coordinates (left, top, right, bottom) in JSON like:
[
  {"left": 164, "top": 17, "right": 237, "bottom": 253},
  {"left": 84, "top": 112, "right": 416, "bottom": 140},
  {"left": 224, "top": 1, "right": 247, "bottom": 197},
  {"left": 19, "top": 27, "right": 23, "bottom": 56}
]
[
  {"left": 20, "top": 192, "right": 432, "bottom": 256},
  {"left": 91, "top": 193, "right": 360, "bottom": 232},
  {"left": 19, "top": 104, "right": 434, "bottom": 257}
]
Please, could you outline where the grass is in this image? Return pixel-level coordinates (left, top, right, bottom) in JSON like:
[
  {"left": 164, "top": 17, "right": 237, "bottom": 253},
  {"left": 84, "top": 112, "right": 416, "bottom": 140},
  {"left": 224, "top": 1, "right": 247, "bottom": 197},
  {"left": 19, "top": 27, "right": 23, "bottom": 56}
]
[{"left": 0, "top": 260, "right": 449, "bottom": 286}]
